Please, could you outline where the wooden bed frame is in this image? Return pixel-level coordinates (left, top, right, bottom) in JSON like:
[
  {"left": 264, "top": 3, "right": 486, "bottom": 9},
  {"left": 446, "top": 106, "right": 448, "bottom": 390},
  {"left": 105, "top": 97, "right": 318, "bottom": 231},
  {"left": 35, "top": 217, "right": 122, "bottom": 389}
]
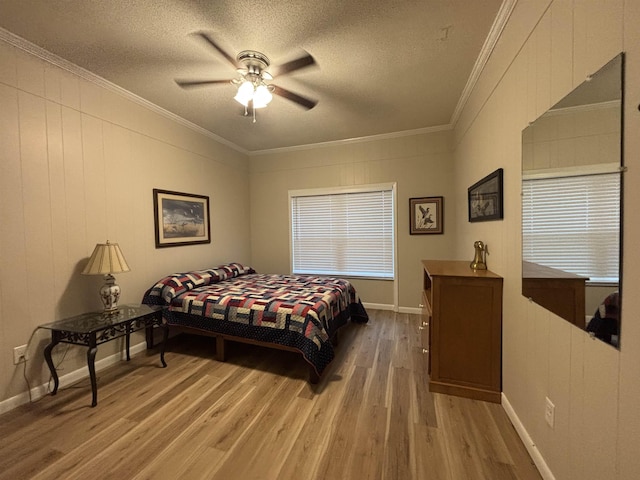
[{"left": 159, "top": 323, "right": 341, "bottom": 384}]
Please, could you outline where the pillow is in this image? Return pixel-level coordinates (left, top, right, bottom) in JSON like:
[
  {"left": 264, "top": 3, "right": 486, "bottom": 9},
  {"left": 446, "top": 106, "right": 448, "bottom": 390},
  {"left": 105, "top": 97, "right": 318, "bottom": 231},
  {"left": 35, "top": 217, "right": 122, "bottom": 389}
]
[
  {"left": 142, "top": 263, "right": 255, "bottom": 305},
  {"left": 218, "top": 262, "right": 255, "bottom": 279}
]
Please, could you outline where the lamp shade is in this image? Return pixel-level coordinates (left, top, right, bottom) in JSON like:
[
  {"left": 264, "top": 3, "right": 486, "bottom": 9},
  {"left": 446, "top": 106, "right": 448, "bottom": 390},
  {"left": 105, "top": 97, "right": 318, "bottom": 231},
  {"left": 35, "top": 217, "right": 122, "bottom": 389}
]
[
  {"left": 233, "top": 80, "right": 254, "bottom": 107},
  {"left": 253, "top": 84, "right": 273, "bottom": 109},
  {"left": 81, "top": 241, "right": 131, "bottom": 276}
]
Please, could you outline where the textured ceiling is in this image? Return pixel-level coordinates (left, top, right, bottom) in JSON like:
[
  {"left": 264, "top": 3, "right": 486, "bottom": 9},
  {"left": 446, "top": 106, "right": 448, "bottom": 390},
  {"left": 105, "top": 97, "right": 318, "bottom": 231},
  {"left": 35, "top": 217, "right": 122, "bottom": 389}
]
[{"left": 0, "top": 0, "right": 504, "bottom": 153}]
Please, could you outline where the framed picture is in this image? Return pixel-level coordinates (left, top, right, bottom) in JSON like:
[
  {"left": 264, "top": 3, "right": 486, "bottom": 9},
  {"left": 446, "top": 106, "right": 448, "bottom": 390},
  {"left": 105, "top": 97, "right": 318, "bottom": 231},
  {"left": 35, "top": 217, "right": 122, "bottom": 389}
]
[
  {"left": 409, "top": 196, "right": 444, "bottom": 234},
  {"left": 153, "top": 189, "right": 211, "bottom": 248},
  {"left": 468, "top": 168, "right": 504, "bottom": 222}
]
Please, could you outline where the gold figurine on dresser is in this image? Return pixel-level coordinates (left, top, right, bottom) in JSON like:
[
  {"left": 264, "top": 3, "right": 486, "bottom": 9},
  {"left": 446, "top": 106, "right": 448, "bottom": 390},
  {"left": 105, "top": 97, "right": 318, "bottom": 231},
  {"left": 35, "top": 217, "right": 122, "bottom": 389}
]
[{"left": 420, "top": 260, "right": 503, "bottom": 403}]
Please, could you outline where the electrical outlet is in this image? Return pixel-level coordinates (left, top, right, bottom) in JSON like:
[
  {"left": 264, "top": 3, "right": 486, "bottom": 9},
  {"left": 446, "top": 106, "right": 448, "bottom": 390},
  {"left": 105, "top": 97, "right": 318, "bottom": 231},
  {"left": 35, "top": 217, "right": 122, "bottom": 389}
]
[
  {"left": 13, "top": 345, "right": 27, "bottom": 365},
  {"left": 545, "top": 396, "right": 555, "bottom": 428}
]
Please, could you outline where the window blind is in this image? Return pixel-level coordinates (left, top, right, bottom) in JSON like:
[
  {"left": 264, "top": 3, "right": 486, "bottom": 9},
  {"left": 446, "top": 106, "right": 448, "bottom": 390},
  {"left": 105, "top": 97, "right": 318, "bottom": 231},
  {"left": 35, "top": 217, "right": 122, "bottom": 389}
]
[
  {"left": 522, "top": 172, "right": 620, "bottom": 283},
  {"left": 290, "top": 187, "right": 394, "bottom": 279}
]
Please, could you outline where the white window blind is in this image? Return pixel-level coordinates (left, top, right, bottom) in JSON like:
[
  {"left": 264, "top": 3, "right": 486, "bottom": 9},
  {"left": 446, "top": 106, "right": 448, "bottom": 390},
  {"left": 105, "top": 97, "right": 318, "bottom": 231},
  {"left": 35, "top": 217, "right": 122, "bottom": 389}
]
[
  {"left": 290, "top": 186, "right": 395, "bottom": 279},
  {"left": 522, "top": 172, "right": 620, "bottom": 283}
]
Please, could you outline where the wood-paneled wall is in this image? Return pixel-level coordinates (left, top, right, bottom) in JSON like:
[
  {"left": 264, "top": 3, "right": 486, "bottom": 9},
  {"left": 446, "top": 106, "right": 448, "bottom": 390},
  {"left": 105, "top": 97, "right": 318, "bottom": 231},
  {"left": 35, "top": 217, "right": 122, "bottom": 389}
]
[
  {"left": 0, "top": 39, "right": 252, "bottom": 403},
  {"left": 452, "top": 1, "right": 640, "bottom": 478}
]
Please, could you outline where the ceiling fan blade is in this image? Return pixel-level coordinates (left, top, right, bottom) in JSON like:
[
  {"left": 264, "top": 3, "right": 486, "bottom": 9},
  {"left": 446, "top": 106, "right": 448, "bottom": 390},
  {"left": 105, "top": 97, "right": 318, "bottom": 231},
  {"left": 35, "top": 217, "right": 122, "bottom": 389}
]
[
  {"left": 272, "top": 85, "right": 318, "bottom": 110},
  {"left": 175, "top": 79, "right": 233, "bottom": 88},
  {"left": 273, "top": 53, "right": 316, "bottom": 77},
  {"left": 193, "top": 31, "right": 238, "bottom": 68}
]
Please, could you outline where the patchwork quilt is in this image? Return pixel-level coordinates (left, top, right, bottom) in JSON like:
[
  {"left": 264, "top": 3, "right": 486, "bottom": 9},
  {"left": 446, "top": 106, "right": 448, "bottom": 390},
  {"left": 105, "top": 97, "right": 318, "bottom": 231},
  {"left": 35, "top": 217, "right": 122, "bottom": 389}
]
[{"left": 142, "top": 263, "right": 369, "bottom": 376}]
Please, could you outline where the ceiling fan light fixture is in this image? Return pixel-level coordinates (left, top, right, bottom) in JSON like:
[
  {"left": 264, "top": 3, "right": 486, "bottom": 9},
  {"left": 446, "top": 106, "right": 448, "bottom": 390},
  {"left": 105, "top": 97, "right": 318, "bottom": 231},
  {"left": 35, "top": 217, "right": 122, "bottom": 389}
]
[{"left": 176, "top": 36, "right": 318, "bottom": 118}]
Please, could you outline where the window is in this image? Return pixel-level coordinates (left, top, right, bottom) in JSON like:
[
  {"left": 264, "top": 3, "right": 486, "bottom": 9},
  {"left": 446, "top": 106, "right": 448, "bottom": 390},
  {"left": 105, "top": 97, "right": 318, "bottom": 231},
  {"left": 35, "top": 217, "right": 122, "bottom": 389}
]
[
  {"left": 290, "top": 184, "right": 395, "bottom": 279},
  {"left": 522, "top": 170, "right": 620, "bottom": 284}
]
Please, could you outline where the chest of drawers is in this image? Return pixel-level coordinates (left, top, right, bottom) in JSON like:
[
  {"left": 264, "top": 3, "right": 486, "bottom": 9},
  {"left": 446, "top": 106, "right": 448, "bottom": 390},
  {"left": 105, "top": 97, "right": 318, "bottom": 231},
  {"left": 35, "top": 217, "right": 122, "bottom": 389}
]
[{"left": 421, "top": 260, "right": 503, "bottom": 403}]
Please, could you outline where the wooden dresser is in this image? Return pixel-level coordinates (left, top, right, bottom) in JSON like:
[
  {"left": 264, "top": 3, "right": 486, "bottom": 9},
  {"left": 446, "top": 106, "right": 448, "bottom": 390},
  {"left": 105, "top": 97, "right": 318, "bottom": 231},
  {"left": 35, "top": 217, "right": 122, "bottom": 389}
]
[{"left": 420, "top": 260, "right": 503, "bottom": 403}]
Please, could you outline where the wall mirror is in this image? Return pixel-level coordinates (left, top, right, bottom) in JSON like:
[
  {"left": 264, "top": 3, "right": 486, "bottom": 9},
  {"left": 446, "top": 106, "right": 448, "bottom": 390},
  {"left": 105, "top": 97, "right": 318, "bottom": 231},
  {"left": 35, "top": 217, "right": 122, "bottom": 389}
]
[{"left": 522, "top": 53, "right": 623, "bottom": 348}]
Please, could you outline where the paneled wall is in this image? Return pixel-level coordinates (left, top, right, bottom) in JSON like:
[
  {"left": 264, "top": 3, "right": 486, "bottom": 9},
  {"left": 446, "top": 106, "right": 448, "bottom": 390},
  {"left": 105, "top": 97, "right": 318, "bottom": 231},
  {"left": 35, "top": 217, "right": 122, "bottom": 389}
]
[
  {"left": 0, "top": 39, "right": 251, "bottom": 403},
  {"left": 249, "top": 130, "right": 455, "bottom": 309},
  {"left": 3, "top": 2, "right": 640, "bottom": 477},
  {"left": 452, "top": 1, "right": 640, "bottom": 479}
]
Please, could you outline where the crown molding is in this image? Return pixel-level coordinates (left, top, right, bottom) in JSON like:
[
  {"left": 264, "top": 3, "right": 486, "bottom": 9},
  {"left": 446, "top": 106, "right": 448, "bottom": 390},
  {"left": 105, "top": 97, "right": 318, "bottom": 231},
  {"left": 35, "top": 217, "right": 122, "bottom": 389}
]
[
  {"left": 449, "top": 0, "right": 517, "bottom": 126},
  {"left": 0, "top": 27, "right": 249, "bottom": 155}
]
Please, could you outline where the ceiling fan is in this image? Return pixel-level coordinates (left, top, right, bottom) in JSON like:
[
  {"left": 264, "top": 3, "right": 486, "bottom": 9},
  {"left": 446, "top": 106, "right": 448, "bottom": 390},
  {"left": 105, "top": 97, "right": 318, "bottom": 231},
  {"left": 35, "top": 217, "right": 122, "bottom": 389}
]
[{"left": 175, "top": 31, "right": 318, "bottom": 122}]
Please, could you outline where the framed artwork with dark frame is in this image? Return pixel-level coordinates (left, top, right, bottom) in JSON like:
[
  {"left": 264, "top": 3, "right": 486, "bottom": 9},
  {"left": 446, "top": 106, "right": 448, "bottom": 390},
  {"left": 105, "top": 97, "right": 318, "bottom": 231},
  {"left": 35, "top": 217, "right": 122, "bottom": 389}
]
[
  {"left": 153, "top": 189, "right": 211, "bottom": 248},
  {"left": 468, "top": 168, "right": 504, "bottom": 222},
  {"left": 409, "top": 196, "right": 444, "bottom": 234}
]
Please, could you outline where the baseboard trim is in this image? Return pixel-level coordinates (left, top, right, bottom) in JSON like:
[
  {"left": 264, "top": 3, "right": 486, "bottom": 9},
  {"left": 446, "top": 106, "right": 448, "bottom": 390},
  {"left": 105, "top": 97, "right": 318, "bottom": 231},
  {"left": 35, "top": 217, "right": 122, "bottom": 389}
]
[
  {"left": 501, "top": 392, "right": 556, "bottom": 480},
  {"left": 362, "top": 302, "right": 396, "bottom": 311},
  {"left": 360, "top": 303, "right": 422, "bottom": 315},
  {"left": 0, "top": 341, "right": 149, "bottom": 415},
  {"left": 397, "top": 306, "right": 422, "bottom": 314}
]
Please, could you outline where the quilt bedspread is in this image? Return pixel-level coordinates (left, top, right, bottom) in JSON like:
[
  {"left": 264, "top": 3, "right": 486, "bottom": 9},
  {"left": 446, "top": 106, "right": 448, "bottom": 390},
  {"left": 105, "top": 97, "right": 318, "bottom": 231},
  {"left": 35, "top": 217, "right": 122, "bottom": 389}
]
[{"left": 142, "top": 265, "right": 368, "bottom": 376}]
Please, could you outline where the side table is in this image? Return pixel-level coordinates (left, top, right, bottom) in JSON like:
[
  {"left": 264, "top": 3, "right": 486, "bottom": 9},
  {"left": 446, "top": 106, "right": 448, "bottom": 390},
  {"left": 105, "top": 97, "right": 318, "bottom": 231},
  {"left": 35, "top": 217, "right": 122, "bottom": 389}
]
[{"left": 40, "top": 304, "right": 168, "bottom": 407}]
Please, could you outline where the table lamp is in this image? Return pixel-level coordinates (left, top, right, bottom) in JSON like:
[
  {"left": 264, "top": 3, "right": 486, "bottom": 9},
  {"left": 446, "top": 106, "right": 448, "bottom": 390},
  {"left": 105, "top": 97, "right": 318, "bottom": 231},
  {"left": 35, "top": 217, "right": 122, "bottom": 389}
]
[{"left": 81, "top": 240, "right": 131, "bottom": 313}]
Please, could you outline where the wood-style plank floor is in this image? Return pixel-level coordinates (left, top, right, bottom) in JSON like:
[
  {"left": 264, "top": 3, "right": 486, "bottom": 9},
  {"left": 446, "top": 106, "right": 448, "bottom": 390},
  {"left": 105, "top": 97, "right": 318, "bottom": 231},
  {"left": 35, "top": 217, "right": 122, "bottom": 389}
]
[{"left": 0, "top": 310, "right": 541, "bottom": 480}]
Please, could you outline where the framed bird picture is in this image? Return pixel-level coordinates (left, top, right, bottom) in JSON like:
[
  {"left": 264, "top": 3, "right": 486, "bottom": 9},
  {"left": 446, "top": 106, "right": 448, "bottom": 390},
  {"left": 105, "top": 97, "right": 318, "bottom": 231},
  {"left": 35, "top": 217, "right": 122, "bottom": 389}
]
[
  {"left": 468, "top": 168, "right": 504, "bottom": 222},
  {"left": 409, "top": 196, "right": 443, "bottom": 234}
]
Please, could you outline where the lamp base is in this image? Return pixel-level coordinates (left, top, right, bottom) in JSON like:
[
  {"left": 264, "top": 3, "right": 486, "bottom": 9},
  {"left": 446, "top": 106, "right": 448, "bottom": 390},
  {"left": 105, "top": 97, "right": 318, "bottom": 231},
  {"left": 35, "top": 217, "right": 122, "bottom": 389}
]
[{"left": 100, "top": 274, "right": 121, "bottom": 313}]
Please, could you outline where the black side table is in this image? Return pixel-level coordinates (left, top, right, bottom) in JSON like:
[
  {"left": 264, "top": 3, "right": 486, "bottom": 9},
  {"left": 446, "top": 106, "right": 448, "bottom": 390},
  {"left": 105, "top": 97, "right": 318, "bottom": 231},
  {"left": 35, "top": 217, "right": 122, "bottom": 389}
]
[{"left": 40, "top": 304, "right": 168, "bottom": 407}]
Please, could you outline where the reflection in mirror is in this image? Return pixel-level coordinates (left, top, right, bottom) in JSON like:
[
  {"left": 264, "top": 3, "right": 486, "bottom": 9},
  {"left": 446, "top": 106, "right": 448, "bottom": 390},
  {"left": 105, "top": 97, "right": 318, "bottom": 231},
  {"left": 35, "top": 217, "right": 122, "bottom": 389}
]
[{"left": 522, "top": 53, "right": 623, "bottom": 348}]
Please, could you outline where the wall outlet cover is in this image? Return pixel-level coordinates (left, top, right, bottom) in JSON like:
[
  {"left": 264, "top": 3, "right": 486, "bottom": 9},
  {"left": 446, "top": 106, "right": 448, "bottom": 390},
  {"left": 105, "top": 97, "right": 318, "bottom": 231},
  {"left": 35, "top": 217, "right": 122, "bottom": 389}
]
[
  {"left": 13, "top": 345, "right": 27, "bottom": 365},
  {"left": 545, "top": 396, "right": 555, "bottom": 428}
]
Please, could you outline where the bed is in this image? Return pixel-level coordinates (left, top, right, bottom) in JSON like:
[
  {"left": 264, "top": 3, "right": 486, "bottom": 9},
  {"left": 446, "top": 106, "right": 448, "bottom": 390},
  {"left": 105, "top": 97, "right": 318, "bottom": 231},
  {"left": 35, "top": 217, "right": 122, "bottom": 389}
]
[
  {"left": 142, "top": 263, "right": 369, "bottom": 382},
  {"left": 586, "top": 291, "right": 619, "bottom": 346}
]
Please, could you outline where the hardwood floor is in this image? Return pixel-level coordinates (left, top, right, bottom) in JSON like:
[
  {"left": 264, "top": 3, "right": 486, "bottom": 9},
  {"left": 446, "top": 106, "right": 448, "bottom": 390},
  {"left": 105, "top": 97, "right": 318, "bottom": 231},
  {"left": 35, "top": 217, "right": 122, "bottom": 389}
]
[{"left": 0, "top": 310, "right": 541, "bottom": 480}]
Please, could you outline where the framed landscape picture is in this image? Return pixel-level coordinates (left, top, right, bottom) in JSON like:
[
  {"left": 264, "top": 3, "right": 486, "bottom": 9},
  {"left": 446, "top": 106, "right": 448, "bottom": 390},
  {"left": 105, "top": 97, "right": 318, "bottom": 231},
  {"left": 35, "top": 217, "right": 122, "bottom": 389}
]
[
  {"left": 409, "top": 196, "right": 444, "bottom": 234},
  {"left": 153, "top": 189, "right": 211, "bottom": 248},
  {"left": 468, "top": 168, "right": 504, "bottom": 222}
]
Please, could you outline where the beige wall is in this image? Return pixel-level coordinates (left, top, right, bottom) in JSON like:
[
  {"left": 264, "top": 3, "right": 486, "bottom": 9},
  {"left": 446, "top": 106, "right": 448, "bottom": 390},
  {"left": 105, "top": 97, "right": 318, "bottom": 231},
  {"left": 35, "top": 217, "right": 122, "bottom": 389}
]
[
  {"left": 249, "top": 130, "right": 455, "bottom": 309},
  {"left": 453, "top": 1, "right": 640, "bottom": 479},
  {"left": 0, "top": 40, "right": 251, "bottom": 402}
]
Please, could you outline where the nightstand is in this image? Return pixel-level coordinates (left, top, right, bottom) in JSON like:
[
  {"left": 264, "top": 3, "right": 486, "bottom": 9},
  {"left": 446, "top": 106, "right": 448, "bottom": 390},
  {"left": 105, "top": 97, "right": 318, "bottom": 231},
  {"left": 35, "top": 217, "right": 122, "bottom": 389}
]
[{"left": 40, "top": 304, "right": 167, "bottom": 407}]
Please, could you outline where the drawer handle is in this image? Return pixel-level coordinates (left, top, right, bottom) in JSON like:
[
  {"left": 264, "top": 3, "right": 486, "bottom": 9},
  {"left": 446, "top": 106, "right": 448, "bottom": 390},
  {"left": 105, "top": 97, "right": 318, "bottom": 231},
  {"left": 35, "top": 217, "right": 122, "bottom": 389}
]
[
  {"left": 418, "top": 326, "right": 424, "bottom": 330},
  {"left": 422, "top": 321, "right": 429, "bottom": 327},
  {"left": 422, "top": 348, "right": 429, "bottom": 354},
  {"left": 419, "top": 303, "right": 424, "bottom": 308}
]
